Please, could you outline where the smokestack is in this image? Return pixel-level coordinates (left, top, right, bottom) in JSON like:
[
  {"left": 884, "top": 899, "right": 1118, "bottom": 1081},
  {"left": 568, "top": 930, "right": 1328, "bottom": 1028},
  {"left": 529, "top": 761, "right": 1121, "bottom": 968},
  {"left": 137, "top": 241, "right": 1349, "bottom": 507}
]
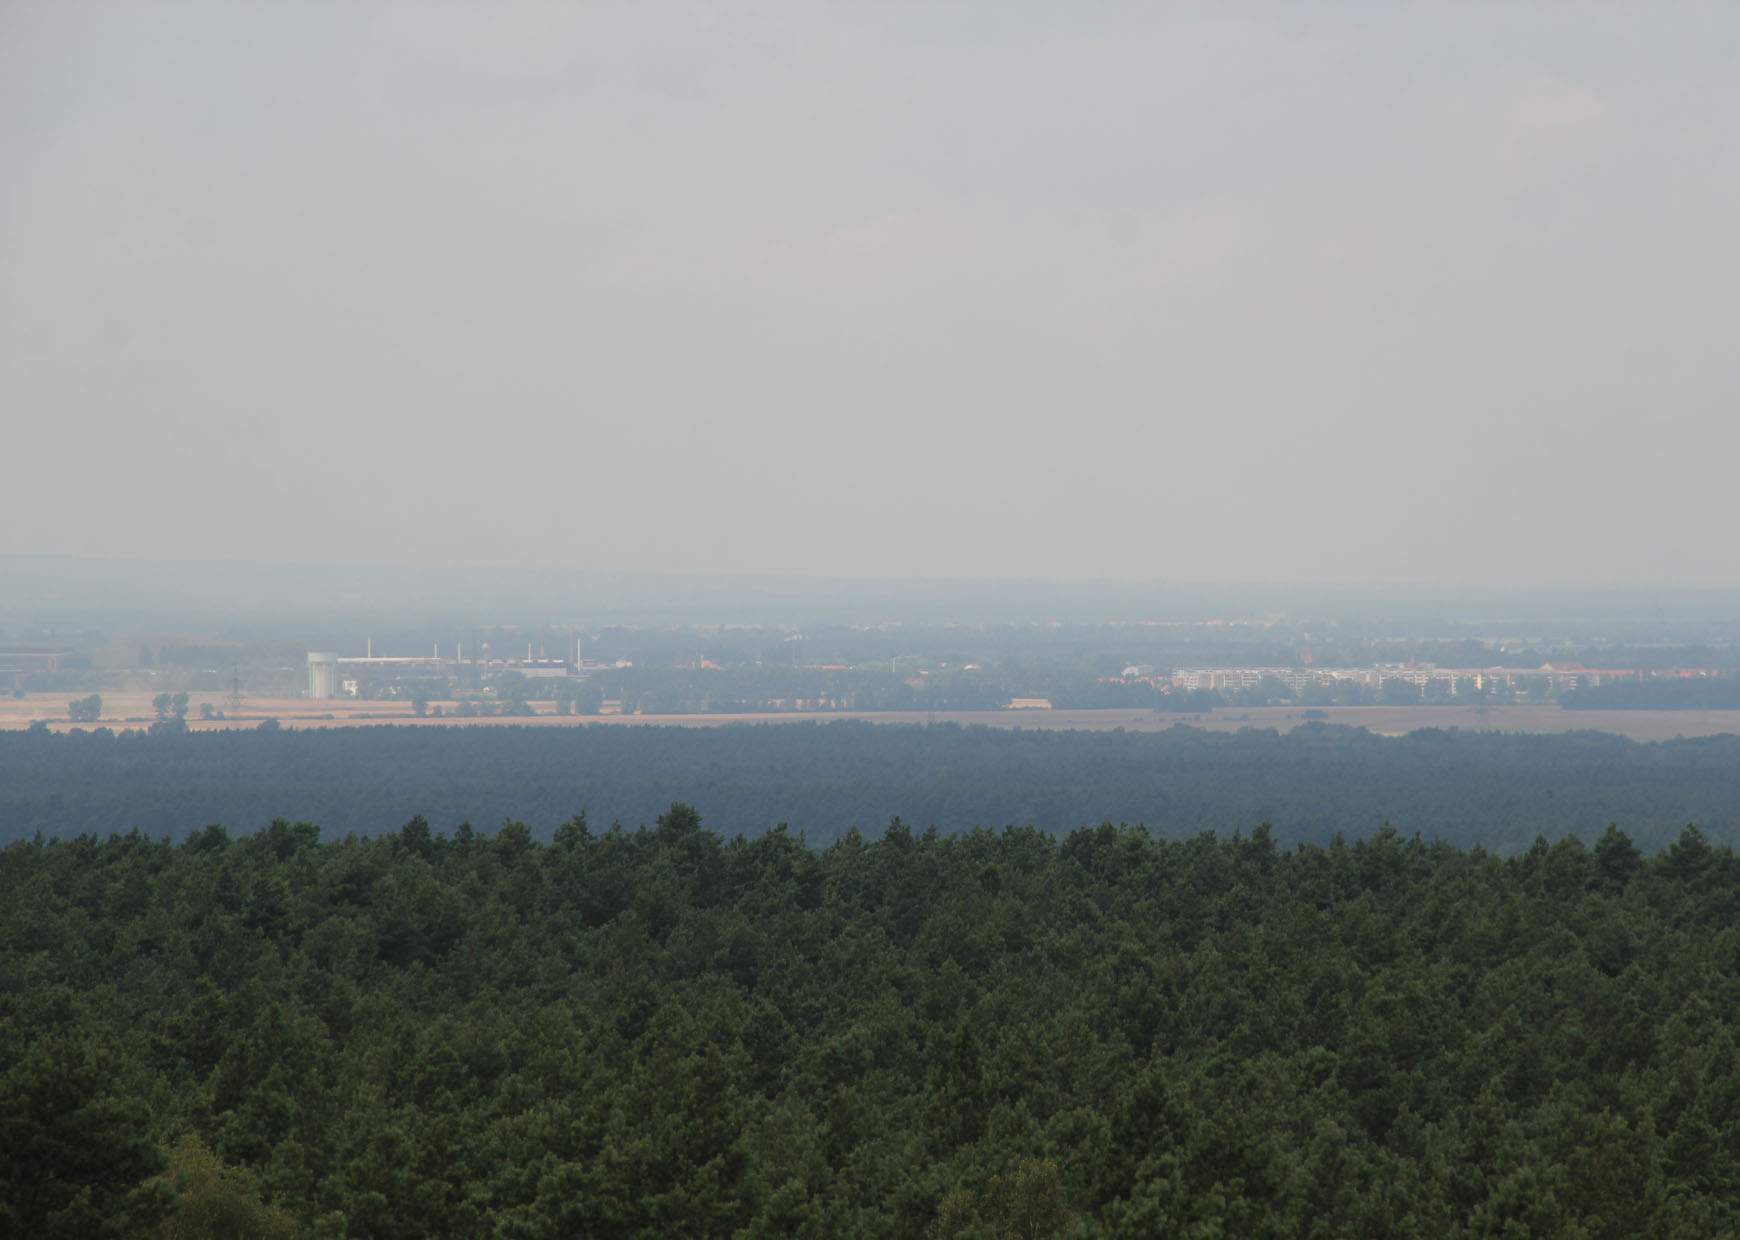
[{"left": 367, "top": 637, "right": 373, "bottom": 658}]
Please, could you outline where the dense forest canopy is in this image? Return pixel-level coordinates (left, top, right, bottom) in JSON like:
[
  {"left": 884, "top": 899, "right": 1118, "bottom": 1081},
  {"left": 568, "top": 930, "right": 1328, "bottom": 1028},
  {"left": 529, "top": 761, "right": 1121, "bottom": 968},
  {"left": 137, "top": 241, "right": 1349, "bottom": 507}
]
[
  {"left": 6, "top": 721, "right": 1740, "bottom": 853},
  {"left": 5, "top": 813, "right": 1740, "bottom": 1236}
]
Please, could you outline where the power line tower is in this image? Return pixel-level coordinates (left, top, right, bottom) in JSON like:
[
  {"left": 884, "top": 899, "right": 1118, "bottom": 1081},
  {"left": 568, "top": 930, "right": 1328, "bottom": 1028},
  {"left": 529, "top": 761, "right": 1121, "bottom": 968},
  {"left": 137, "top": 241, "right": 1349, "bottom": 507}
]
[{"left": 227, "top": 665, "right": 245, "bottom": 718}]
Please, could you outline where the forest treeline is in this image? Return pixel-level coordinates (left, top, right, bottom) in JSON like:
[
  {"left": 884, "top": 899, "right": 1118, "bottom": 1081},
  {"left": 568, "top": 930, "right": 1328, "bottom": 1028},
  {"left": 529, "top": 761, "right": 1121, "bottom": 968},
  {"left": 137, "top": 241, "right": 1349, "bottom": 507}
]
[
  {"left": 1562, "top": 680, "right": 1740, "bottom": 710},
  {"left": 5, "top": 812, "right": 1740, "bottom": 1236},
  {"left": 6, "top": 721, "right": 1740, "bottom": 853}
]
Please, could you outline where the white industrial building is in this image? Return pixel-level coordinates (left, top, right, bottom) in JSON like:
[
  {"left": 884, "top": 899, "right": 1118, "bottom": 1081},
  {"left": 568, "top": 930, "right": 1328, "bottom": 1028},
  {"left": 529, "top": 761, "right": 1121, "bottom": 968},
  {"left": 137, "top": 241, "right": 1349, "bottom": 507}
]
[{"left": 305, "top": 637, "right": 586, "bottom": 699}]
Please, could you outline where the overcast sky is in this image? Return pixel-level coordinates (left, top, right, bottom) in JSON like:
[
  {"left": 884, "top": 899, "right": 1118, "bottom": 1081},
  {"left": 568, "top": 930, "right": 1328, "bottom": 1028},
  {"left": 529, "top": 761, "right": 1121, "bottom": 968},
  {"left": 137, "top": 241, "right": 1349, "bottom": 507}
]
[{"left": 3, "top": 3, "right": 1737, "bottom": 583}]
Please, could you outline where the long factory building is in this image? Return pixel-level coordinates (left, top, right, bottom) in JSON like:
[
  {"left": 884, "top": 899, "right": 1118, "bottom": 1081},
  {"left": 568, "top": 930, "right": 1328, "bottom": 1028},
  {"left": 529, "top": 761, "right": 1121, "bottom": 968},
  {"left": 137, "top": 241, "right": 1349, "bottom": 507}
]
[{"left": 307, "top": 640, "right": 581, "bottom": 699}]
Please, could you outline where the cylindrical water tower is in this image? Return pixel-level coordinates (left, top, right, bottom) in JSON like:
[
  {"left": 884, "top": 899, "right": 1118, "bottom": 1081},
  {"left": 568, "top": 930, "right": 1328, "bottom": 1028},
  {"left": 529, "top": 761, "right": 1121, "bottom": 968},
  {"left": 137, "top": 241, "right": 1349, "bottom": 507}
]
[{"left": 306, "top": 652, "right": 338, "bottom": 700}]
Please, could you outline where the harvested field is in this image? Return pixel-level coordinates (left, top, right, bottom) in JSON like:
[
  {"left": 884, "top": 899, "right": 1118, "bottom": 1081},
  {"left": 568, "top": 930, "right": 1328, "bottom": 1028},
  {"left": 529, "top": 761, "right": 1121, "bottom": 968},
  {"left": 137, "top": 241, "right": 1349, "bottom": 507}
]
[
  {"left": 0, "top": 691, "right": 416, "bottom": 731},
  {"left": 4, "top": 694, "right": 1740, "bottom": 741}
]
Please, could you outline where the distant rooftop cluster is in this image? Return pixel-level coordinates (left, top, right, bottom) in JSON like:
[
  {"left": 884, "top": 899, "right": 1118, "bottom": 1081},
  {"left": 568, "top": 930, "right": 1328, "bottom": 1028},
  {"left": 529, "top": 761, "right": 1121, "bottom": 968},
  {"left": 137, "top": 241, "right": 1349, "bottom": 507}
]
[{"left": 1165, "top": 663, "right": 1717, "bottom": 695}]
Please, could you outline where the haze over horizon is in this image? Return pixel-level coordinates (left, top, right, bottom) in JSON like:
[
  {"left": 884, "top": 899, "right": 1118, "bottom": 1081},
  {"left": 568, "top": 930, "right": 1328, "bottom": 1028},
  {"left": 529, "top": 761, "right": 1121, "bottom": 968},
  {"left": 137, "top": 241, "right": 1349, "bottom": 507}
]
[
  {"left": 21, "top": 548, "right": 1740, "bottom": 592},
  {"left": 5, "top": 3, "right": 1738, "bottom": 585}
]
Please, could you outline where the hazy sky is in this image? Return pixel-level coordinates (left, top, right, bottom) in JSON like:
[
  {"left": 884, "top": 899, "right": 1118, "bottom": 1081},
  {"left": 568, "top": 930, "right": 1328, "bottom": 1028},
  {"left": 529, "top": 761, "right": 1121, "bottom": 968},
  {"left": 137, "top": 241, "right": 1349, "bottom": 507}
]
[{"left": 4, "top": 3, "right": 1737, "bottom": 583}]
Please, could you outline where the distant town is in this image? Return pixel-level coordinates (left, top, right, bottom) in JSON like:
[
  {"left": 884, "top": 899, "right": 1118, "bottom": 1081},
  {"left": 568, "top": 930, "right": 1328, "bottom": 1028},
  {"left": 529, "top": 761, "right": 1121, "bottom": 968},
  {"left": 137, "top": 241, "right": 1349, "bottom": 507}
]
[{"left": 4, "top": 616, "right": 1739, "bottom": 731}]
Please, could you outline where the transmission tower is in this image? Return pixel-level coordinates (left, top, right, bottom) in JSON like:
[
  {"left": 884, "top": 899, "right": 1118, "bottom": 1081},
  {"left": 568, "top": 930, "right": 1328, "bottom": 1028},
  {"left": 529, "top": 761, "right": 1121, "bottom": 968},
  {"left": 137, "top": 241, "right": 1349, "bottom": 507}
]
[{"left": 227, "top": 665, "right": 245, "bottom": 718}]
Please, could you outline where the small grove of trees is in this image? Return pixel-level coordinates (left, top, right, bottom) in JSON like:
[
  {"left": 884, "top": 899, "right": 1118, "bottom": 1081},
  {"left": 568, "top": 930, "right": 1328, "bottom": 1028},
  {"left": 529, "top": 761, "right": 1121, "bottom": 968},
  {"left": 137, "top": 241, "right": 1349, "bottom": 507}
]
[
  {"left": 156, "top": 1136, "right": 292, "bottom": 1240},
  {"left": 492, "top": 672, "right": 538, "bottom": 716},
  {"left": 449, "top": 677, "right": 600, "bottom": 718},
  {"left": 67, "top": 694, "right": 102, "bottom": 723},
  {"left": 148, "top": 693, "right": 193, "bottom": 735},
  {"left": 552, "top": 678, "right": 604, "bottom": 716},
  {"left": 930, "top": 1157, "right": 1069, "bottom": 1238}
]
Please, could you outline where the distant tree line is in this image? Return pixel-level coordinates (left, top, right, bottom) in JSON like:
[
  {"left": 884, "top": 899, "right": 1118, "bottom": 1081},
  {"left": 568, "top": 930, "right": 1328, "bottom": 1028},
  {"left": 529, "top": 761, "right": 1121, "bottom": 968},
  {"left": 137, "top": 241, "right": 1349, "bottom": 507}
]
[
  {"left": 7, "top": 721, "right": 1740, "bottom": 854},
  {"left": 1562, "top": 678, "right": 1740, "bottom": 710}
]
